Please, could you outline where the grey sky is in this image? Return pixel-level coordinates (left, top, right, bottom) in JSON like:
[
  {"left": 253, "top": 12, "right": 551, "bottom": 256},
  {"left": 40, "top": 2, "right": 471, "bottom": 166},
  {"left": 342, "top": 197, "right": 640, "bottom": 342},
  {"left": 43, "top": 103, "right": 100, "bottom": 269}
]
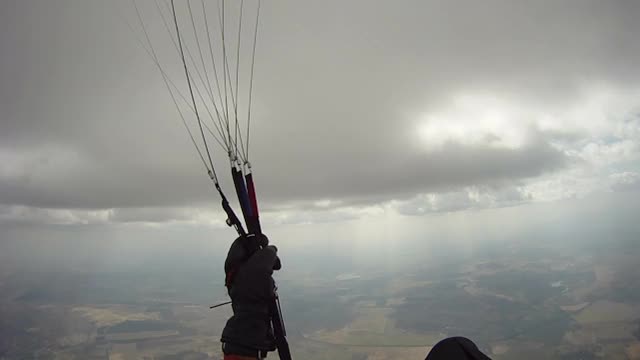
[{"left": 1, "top": 0, "right": 639, "bottom": 226}]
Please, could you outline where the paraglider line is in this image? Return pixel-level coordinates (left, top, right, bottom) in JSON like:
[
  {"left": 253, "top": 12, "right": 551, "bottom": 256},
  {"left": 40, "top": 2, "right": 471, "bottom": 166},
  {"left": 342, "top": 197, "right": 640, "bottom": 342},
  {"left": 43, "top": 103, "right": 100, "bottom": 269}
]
[
  {"left": 157, "top": 0, "right": 230, "bottom": 151},
  {"left": 201, "top": 0, "right": 229, "bottom": 140},
  {"left": 233, "top": 0, "right": 244, "bottom": 163},
  {"left": 246, "top": 0, "right": 261, "bottom": 162},
  {"left": 187, "top": 0, "right": 216, "bottom": 110},
  {"left": 130, "top": 0, "right": 219, "bottom": 166},
  {"left": 171, "top": 0, "right": 219, "bottom": 183}
]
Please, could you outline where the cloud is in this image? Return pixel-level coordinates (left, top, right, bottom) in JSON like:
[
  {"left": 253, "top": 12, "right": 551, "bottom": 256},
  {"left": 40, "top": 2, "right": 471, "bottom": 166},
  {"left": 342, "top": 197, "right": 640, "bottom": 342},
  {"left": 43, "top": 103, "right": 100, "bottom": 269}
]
[
  {"left": 0, "top": 204, "right": 231, "bottom": 227},
  {"left": 1, "top": 0, "right": 640, "bottom": 225},
  {"left": 396, "top": 186, "right": 530, "bottom": 216},
  {"left": 0, "top": 205, "right": 110, "bottom": 226},
  {"left": 109, "top": 207, "right": 199, "bottom": 224},
  {"left": 610, "top": 172, "right": 640, "bottom": 192}
]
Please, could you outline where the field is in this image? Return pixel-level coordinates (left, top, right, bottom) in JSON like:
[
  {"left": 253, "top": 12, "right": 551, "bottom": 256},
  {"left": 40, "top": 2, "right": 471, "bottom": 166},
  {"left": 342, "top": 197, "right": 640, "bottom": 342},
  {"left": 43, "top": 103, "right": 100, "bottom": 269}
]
[{"left": 2, "top": 233, "right": 640, "bottom": 359}]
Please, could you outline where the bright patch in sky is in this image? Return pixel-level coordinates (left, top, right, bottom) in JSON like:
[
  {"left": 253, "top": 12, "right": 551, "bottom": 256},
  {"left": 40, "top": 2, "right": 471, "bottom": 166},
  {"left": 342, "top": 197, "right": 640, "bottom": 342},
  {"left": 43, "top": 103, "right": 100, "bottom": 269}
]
[{"left": 417, "top": 94, "right": 532, "bottom": 150}]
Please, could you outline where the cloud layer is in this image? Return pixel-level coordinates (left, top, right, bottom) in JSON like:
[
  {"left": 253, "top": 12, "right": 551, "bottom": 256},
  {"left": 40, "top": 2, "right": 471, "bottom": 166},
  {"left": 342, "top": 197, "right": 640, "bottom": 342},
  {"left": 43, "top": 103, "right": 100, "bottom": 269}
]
[{"left": 1, "top": 0, "right": 640, "bottom": 224}]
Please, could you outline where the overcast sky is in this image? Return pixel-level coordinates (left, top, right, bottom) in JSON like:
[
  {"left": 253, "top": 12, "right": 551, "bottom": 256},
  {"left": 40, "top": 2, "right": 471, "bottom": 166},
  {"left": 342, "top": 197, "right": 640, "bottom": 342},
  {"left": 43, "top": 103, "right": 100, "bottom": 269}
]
[{"left": 1, "top": 0, "right": 639, "bottom": 232}]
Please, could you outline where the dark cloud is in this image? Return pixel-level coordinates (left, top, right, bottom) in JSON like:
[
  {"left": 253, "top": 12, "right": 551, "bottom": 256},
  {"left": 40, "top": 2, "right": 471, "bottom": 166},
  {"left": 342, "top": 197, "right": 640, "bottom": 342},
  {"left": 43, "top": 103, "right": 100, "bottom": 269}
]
[
  {"left": 259, "top": 139, "right": 565, "bottom": 202},
  {"left": 0, "top": 136, "right": 565, "bottom": 209}
]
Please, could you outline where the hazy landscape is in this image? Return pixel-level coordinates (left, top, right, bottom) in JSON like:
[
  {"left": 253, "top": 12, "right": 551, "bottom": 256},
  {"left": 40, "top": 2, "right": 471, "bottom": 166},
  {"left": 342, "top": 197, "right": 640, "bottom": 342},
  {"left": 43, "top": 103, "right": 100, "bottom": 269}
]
[{"left": 2, "top": 195, "right": 639, "bottom": 360}]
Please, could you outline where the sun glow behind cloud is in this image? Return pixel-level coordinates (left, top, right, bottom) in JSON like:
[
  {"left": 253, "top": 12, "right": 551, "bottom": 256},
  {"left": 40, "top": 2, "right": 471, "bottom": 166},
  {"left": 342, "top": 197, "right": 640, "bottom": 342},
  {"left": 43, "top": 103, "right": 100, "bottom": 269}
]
[
  {"left": 416, "top": 87, "right": 640, "bottom": 153},
  {"left": 417, "top": 94, "right": 534, "bottom": 150}
]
